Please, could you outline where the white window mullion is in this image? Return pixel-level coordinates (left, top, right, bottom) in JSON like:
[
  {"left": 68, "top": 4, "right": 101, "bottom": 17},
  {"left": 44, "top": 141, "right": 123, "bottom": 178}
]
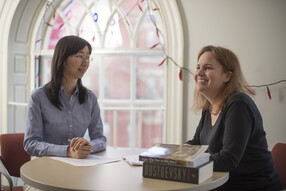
[
  {"left": 98, "top": 56, "right": 104, "bottom": 103},
  {"left": 113, "top": 110, "right": 117, "bottom": 148},
  {"left": 137, "top": 111, "right": 143, "bottom": 148},
  {"left": 129, "top": 56, "right": 136, "bottom": 148}
]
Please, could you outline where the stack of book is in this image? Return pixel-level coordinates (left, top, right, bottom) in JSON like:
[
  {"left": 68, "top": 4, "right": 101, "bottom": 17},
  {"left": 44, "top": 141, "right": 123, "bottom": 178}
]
[{"left": 139, "top": 143, "right": 213, "bottom": 184}]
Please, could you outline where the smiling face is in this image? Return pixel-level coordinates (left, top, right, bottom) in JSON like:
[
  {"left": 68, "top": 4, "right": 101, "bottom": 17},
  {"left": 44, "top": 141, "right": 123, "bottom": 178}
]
[
  {"left": 63, "top": 45, "right": 90, "bottom": 81},
  {"left": 194, "top": 51, "right": 231, "bottom": 103}
]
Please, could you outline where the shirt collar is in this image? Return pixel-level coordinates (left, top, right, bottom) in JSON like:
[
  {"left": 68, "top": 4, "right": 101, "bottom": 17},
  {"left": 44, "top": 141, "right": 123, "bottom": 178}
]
[{"left": 60, "top": 85, "right": 79, "bottom": 96}]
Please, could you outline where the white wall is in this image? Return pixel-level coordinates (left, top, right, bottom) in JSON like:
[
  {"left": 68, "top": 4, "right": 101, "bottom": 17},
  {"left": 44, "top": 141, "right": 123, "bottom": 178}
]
[
  {"left": 178, "top": 0, "right": 286, "bottom": 149},
  {"left": 0, "top": 0, "right": 20, "bottom": 134}
]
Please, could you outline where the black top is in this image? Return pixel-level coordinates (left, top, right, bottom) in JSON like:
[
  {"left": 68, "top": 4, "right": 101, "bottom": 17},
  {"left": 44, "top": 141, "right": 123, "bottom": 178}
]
[{"left": 187, "top": 93, "right": 282, "bottom": 191}]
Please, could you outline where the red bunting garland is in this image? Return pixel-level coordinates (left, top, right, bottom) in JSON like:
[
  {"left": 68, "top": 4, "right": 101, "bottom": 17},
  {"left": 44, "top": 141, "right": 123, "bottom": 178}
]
[
  {"left": 156, "top": 28, "right": 159, "bottom": 38},
  {"left": 58, "top": 23, "right": 64, "bottom": 30},
  {"left": 38, "top": 76, "right": 42, "bottom": 84},
  {"left": 138, "top": 4, "right": 143, "bottom": 12},
  {"left": 149, "top": 43, "right": 159, "bottom": 49},
  {"left": 246, "top": 80, "right": 286, "bottom": 100},
  {"left": 267, "top": 86, "right": 271, "bottom": 100},
  {"left": 45, "top": 22, "right": 53, "bottom": 27},
  {"left": 179, "top": 69, "right": 182, "bottom": 81},
  {"left": 158, "top": 58, "right": 166, "bottom": 66},
  {"left": 126, "top": 19, "right": 130, "bottom": 26}
]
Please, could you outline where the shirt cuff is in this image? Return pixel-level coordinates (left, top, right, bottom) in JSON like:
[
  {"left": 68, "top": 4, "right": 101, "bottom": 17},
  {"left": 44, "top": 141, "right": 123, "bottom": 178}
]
[
  {"left": 47, "top": 145, "right": 69, "bottom": 157},
  {"left": 92, "top": 142, "right": 106, "bottom": 153}
]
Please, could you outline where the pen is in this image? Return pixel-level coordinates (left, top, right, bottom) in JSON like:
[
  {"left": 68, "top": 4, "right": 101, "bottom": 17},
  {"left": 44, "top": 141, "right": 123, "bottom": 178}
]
[{"left": 68, "top": 139, "right": 94, "bottom": 153}]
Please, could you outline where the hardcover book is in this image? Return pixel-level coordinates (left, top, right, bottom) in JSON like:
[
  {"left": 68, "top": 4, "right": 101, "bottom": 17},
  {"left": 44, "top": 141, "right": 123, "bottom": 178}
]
[
  {"left": 143, "top": 161, "right": 214, "bottom": 184},
  {"left": 139, "top": 144, "right": 209, "bottom": 168}
]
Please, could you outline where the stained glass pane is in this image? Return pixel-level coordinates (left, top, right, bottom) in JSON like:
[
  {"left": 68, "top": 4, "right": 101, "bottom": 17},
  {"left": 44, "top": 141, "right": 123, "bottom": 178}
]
[
  {"left": 65, "top": 1, "right": 85, "bottom": 30},
  {"left": 78, "top": 15, "right": 101, "bottom": 48},
  {"left": 48, "top": 16, "right": 65, "bottom": 49},
  {"left": 104, "top": 12, "right": 131, "bottom": 48},
  {"left": 136, "top": 4, "right": 164, "bottom": 48},
  {"left": 121, "top": 0, "right": 146, "bottom": 29}
]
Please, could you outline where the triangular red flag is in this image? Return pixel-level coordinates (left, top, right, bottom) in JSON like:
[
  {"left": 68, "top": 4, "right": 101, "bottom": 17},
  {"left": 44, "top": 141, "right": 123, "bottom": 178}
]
[
  {"left": 138, "top": 4, "right": 143, "bottom": 12},
  {"left": 179, "top": 69, "right": 182, "bottom": 81},
  {"left": 267, "top": 86, "right": 271, "bottom": 100},
  {"left": 158, "top": 58, "right": 166, "bottom": 66},
  {"left": 149, "top": 43, "right": 159, "bottom": 49}
]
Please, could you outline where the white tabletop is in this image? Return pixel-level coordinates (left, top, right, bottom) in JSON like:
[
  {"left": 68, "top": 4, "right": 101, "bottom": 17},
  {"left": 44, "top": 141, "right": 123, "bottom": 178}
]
[{"left": 20, "top": 147, "right": 228, "bottom": 191}]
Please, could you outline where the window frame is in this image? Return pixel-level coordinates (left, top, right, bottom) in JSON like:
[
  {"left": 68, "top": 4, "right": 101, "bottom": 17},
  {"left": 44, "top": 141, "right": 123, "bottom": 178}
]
[{"left": 2, "top": 0, "right": 184, "bottom": 145}]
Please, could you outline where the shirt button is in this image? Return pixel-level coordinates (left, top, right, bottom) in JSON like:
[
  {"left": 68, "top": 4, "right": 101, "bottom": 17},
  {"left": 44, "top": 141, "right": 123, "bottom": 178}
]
[
  {"left": 69, "top": 124, "right": 72, "bottom": 127},
  {"left": 68, "top": 111, "right": 71, "bottom": 114}
]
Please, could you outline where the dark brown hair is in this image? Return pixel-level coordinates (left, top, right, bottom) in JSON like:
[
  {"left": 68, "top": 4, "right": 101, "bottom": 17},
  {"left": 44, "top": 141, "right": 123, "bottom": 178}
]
[{"left": 44, "top": 35, "right": 92, "bottom": 110}]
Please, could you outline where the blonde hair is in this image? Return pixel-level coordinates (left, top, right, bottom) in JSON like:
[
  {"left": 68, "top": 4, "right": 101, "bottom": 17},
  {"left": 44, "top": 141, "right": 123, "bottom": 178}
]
[{"left": 192, "top": 45, "right": 254, "bottom": 113}]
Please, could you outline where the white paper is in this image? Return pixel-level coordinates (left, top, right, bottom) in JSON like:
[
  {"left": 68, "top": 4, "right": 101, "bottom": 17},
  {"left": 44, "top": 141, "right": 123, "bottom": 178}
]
[
  {"left": 50, "top": 155, "right": 121, "bottom": 166},
  {"left": 122, "top": 154, "right": 143, "bottom": 166}
]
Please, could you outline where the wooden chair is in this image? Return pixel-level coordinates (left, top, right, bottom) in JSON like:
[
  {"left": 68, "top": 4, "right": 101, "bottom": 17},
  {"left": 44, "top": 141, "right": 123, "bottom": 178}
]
[
  {"left": 272, "top": 142, "right": 286, "bottom": 189},
  {"left": 0, "top": 133, "right": 31, "bottom": 191}
]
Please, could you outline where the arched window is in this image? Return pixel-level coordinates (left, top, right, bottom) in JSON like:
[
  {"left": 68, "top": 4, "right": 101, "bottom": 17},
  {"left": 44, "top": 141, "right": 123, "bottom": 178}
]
[
  {"left": 5, "top": 0, "right": 184, "bottom": 147},
  {"left": 34, "top": 0, "right": 165, "bottom": 148}
]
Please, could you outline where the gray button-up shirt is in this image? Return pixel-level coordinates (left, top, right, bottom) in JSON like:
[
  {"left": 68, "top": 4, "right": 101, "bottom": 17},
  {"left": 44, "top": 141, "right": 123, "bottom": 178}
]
[{"left": 24, "top": 85, "right": 106, "bottom": 157}]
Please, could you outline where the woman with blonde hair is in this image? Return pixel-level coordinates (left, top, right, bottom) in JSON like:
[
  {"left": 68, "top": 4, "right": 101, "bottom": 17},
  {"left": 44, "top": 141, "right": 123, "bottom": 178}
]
[{"left": 187, "top": 46, "right": 281, "bottom": 190}]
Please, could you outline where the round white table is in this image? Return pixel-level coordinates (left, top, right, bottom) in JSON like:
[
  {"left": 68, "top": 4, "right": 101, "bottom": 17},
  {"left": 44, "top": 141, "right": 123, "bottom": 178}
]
[{"left": 20, "top": 147, "right": 229, "bottom": 191}]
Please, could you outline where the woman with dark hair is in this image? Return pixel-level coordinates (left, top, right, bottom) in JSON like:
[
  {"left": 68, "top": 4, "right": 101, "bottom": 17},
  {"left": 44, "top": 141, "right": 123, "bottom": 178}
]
[
  {"left": 186, "top": 46, "right": 282, "bottom": 190},
  {"left": 24, "top": 35, "right": 106, "bottom": 159}
]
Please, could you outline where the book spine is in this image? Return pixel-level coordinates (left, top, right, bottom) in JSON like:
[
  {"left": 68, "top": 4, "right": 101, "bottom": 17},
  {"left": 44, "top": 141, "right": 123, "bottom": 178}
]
[
  {"left": 142, "top": 162, "right": 199, "bottom": 184},
  {"left": 139, "top": 156, "right": 190, "bottom": 167}
]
